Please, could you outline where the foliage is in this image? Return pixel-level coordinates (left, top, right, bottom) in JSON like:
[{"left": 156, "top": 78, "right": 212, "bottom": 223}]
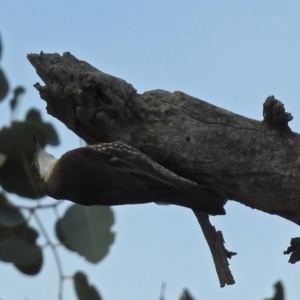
[
  {"left": 178, "top": 289, "right": 195, "bottom": 300},
  {"left": 0, "top": 32, "right": 113, "bottom": 300},
  {"left": 73, "top": 272, "right": 103, "bottom": 300},
  {"left": 56, "top": 205, "right": 115, "bottom": 263},
  {"left": 263, "top": 281, "right": 285, "bottom": 300},
  {"left": 0, "top": 32, "right": 9, "bottom": 102}
]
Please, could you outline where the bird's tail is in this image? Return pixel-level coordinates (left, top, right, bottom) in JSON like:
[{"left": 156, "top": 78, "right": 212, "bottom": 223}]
[{"left": 154, "top": 186, "right": 227, "bottom": 215}]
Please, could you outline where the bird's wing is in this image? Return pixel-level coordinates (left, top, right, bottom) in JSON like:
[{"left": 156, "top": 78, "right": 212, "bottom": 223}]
[
  {"left": 61, "top": 143, "right": 226, "bottom": 214},
  {"left": 86, "top": 142, "right": 197, "bottom": 190}
]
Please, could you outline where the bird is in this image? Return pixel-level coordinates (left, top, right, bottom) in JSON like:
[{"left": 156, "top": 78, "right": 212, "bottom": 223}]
[{"left": 32, "top": 136, "right": 227, "bottom": 215}]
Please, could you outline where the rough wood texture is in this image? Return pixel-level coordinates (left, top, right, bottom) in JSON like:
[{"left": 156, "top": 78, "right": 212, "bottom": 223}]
[{"left": 27, "top": 52, "right": 300, "bottom": 285}]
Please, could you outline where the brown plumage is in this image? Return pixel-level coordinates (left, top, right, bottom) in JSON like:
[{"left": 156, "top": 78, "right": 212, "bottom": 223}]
[{"left": 32, "top": 140, "right": 227, "bottom": 215}]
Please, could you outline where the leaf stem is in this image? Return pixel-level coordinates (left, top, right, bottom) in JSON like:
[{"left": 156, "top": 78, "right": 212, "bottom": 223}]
[{"left": 33, "top": 211, "right": 65, "bottom": 300}]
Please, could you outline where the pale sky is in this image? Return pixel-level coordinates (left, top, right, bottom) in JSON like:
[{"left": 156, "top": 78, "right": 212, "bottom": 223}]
[{"left": 1, "top": 1, "right": 300, "bottom": 300}]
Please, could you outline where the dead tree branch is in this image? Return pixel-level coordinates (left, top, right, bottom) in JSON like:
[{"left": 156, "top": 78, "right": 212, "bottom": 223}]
[
  {"left": 193, "top": 211, "right": 236, "bottom": 286},
  {"left": 27, "top": 52, "right": 300, "bottom": 285}
]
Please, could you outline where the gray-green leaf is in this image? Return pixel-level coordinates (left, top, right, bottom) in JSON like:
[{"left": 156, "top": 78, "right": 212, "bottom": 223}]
[
  {"left": 73, "top": 271, "right": 103, "bottom": 300},
  {"left": 179, "top": 289, "right": 195, "bottom": 300},
  {"left": 10, "top": 85, "right": 25, "bottom": 112},
  {"left": 264, "top": 281, "right": 285, "bottom": 300},
  {"left": 0, "top": 68, "right": 9, "bottom": 101},
  {"left": 56, "top": 204, "right": 115, "bottom": 263},
  {"left": 0, "top": 152, "right": 6, "bottom": 168},
  {"left": 0, "top": 111, "right": 59, "bottom": 198},
  {"left": 0, "top": 239, "right": 41, "bottom": 265},
  {"left": 0, "top": 193, "right": 24, "bottom": 227}
]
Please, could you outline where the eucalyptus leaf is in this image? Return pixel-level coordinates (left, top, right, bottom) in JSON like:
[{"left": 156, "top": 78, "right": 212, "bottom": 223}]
[
  {"left": 10, "top": 85, "right": 25, "bottom": 112},
  {"left": 0, "top": 152, "right": 6, "bottom": 168},
  {"left": 0, "top": 239, "right": 41, "bottom": 265},
  {"left": 0, "top": 68, "right": 9, "bottom": 101},
  {"left": 0, "top": 214, "right": 43, "bottom": 275},
  {"left": 0, "top": 111, "right": 59, "bottom": 198},
  {"left": 264, "top": 281, "right": 285, "bottom": 300},
  {"left": 25, "top": 109, "right": 59, "bottom": 146},
  {"left": 73, "top": 271, "right": 102, "bottom": 300},
  {"left": 0, "top": 33, "right": 2, "bottom": 61},
  {"left": 179, "top": 289, "right": 195, "bottom": 300},
  {"left": 56, "top": 204, "right": 115, "bottom": 263},
  {"left": 55, "top": 218, "right": 74, "bottom": 252},
  {"left": 0, "top": 193, "right": 25, "bottom": 227},
  {"left": 0, "top": 220, "right": 37, "bottom": 242},
  {"left": 0, "top": 214, "right": 39, "bottom": 246},
  {"left": 14, "top": 246, "right": 43, "bottom": 275}
]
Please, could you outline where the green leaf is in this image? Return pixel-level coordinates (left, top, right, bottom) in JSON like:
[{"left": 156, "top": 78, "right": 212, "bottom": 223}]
[
  {"left": 14, "top": 246, "right": 43, "bottom": 275},
  {"left": 0, "top": 152, "right": 6, "bottom": 168},
  {"left": 0, "top": 232, "right": 43, "bottom": 275},
  {"left": 25, "top": 109, "right": 59, "bottom": 146},
  {"left": 0, "top": 34, "right": 9, "bottom": 101},
  {"left": 0, "top": 32, "right": 2, "bottom": 61},
  {"left": 0, "top": 212, "right": 43, "bottom": 275},
  {"left": 0, "top": 239, "right": 41, "bottom": 265},
  {"left": 0, "top": 219, "right": 38, "bottom": 245},
  {"left": 0, "top": 68, "right": 9, "bottom": 101},
  {"left": 73, "top": 271, "right": 102, "bottom": 300},
  {"left": 264, "top": 281, "right": 285, "bottom": 300},
  {"left": 55, "top": 218, "right": 74, "bottom": 252},
  {"left": 0, "top": 193, "right": 24, "bottom": 227},
  {"left": 56, "top": 204, "right": 115, "bottom": 263},
  {"left": 10, "top": 85, "right": 25, "bottom": 112},
  {"left": 179, "top": 289, "right": 195, "bottom": 300},
  {"left": 0, "top": 111, "right": 59, "bottom": 198}
]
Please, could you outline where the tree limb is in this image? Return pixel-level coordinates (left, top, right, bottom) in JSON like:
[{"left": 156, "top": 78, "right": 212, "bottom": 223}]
[
  {"left": 193, "top": 211, "right": 236, "bottom": 287},
  {"left": 27, "top": 51, "right": 300, "bottom": 284}
]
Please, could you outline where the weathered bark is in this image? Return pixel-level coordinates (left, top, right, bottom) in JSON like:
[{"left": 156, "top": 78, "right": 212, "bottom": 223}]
[
  {"left": 27, "top": 52, "right": 300, "bottom": 285},
  {"left": 193, "top": 211, "right": 236, "bottom": 286}
]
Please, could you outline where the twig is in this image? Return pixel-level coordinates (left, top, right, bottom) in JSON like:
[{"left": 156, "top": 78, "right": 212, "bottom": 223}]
[
  {"left": 13, "top": 200, "right": 64, "bottom": 211},
  {"left": 33, "top": 211, "right": 65, "bottom": 300},
  {"left": 193, "top": 210, "right": 236, "bottom": 287}
]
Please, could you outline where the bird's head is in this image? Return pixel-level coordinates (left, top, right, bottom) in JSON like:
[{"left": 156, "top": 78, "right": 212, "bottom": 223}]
[{"left": 32, "top": 134, "right": 58, "bottom": 185}]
